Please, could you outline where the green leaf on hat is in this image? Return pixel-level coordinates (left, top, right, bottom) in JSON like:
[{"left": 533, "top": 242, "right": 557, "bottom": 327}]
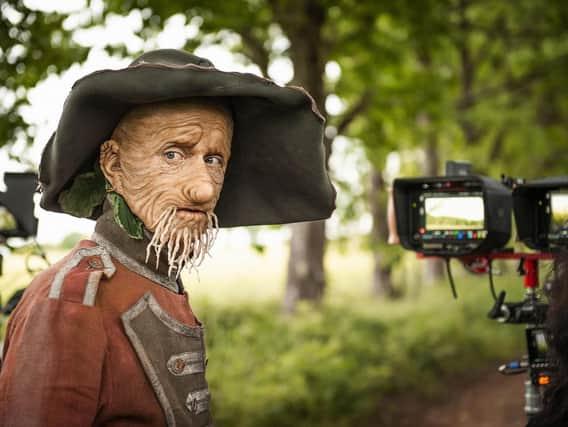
[
  {"left": 107, "top": 186, "right": 144, "bottom": 240},
  {"left": 58, "top": 161, "right": 144, "bottom": 239},
  {"left": 58, "top": 163, "right": 106, "bottom": 218}
]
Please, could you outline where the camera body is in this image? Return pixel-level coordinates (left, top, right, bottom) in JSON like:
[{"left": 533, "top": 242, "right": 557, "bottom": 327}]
[
  {"left": 514, "top": 177, "right": 568, "bottom": 251},
  {"left": 393, "top": 176, "right": 511, "bottom": 256},
  {"left": 0, "top": 172, "right": 38, "bottom": 240},
  {"left": 394, "top": 174, "right": 568, "bottom": 255}
]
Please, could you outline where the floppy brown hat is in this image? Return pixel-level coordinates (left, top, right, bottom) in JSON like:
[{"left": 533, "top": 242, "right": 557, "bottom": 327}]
[{"left": 38, "top": 49, "right": 336, "bottom": 227}]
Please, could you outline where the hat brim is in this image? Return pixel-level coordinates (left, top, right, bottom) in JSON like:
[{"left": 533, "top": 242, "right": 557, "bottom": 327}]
[{"left": 39, "top": 62, "right": 336, "bottom": 227}]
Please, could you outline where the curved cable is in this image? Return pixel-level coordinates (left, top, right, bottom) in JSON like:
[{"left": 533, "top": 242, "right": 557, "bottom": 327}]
[
  {"left": 445, "top": 257, "right": 458, "bottom": 299},
  {"left": 488, "top": 258, "right": 498, "bottom": 301}
]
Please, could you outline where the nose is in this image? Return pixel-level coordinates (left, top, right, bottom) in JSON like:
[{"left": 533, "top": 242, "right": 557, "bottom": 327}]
[{"left": 187, "top": 181, "right": 216, "bottom": 205}]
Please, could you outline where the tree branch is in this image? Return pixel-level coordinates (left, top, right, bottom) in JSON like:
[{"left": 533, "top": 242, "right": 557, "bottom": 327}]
[
  {"left": 488, "top": 125, "right": 508, "bottom": 160},
  {"left": 465, "top": 53, "right": 568, "bottom": 106},
  {"left": 239, "top": 28, "right": 270, "bottom": 76},
  {"left": 335, "top": 90, "right": 374, "bottom": 136}
]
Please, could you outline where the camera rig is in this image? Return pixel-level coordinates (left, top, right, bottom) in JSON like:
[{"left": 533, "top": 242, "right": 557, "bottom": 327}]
[
  {"left": 0, "top": 173, "right": 38, "bottom": 239},
  {"left": 0, "top": 172, "right": 39, "bottom": 277},
  {"left": 0, "top": 172, "right": 46, "bottom": 311},
  {"left": 392, "top": 169, "right": 568, "bottom": 419},
  {"left": 0, "top": 172, "right": 43, "bottom": 367}
]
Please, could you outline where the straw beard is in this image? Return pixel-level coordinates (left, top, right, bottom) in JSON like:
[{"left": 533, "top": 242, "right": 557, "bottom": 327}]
[{"left": 145, "top": 206, "right": 219, "bottom": 279}]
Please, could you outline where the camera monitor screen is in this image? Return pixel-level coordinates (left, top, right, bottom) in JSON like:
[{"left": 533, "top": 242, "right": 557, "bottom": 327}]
[
  {"left": 424, "top": 196, "right": 485, "bottom": 231},
  {"left": 550, "top": 190, "right": 568, "bottom": 238}
]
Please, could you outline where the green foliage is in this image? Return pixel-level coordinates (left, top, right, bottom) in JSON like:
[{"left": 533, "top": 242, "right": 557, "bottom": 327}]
[
  {"left": 58, "top": 163, "right": 106, "bottom": 218},
  {"left": 330, "top": 0, "right": 568, "bottom": 180},
  {"left": 0, "top": 206, "right": 17, "bottom": 231},
  {"left": 197, "top": 280, "right": 523, "bottom": 427},
  {"left": 3, "top": 1, "right": 568, "bottom": 179},
  {"left": 0, "top": 1, "right": 89, "bottom": 149},
  {"left": 58, "top": 159, "right": 143, "bottom": 239},
  {"left": 108, "top": 189, "right": 144, "bottom": 240}
]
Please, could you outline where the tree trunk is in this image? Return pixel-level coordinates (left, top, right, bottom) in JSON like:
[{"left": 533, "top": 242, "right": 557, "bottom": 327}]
[
  {"left": 368, "top": 167, "right": 397, "bottom": 298},
  {"left": 423, "top": 128, "right": 445, "bottom": 284},
  {"left": 282, "top": 221, "right": 326, "bottom": 312},
  {"left": 276, "top": 0, "right": 329, "bottom": 313},
  {"left": 456, "top": 0, "right": 481, "bottom": 146}
]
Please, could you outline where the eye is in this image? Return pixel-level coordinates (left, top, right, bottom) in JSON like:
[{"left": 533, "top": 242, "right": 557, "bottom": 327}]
[
  {"left": 204, "top": 155, "right": 224, "bottom": 166},
  {"left": 164, "top": 150, "right": 183, "bottom": 161}
]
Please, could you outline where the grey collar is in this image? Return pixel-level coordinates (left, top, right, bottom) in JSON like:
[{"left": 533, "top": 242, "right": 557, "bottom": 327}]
[{"left": 92, "top": 205, "right": 182, "bottom": 294}]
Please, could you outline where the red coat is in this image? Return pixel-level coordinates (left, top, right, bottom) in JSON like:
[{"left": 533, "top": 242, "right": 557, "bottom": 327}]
[{"left": 0, "top": 239, "right": 211, "bottom": 427}]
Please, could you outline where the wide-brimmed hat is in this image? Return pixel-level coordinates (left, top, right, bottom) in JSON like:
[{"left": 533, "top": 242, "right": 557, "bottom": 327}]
[{"left": 39, "top": 49, "right": 335, "bottom": 227}]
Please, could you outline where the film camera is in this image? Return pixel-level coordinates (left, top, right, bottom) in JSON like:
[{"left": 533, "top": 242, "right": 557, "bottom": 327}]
[
  {"left": 392, "top": 168, "right": 568, "bottom": 417},
  {"left": 393, "top": 175, "right": 568, "bottom": 257},
  {"left": 0, "top": 172, "right": 39, "bottom": 368},
  {"left": 0, "top": 172, "right": 38, "bottom": 242},
  {"left": 0, "top": 172, "right": 39, "bottom": 304},
  {"left": 393, "top": 175, "right": 511, "bottom": 256}
]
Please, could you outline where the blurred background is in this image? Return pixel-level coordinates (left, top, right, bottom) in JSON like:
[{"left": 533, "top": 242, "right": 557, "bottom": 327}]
[{"left": 2, "top": 1, "right": 568, "bottom": 426}]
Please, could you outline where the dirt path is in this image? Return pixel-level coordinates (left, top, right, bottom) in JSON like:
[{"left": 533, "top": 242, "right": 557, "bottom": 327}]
[{"left": 366, "top": 367, "right": 528, "bottom": 427}]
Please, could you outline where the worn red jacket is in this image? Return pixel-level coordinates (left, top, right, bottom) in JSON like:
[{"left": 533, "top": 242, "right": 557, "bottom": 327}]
[{"left": 0, "top": 210, "right": 211, "bottom": 427}]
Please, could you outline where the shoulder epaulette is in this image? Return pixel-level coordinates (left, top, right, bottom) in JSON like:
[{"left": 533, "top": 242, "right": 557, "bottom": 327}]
[{"left": 48, "top": 246, "right": 116, "bottom": 306}]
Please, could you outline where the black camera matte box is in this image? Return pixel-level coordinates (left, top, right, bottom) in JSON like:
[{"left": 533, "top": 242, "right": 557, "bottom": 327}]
[
  {"left": 514, "top": 176, "right": 568, "bottom": 251},
  {"left": 0, "top": 172, "right": 39, "bottom": 238},
  {"left": 393, "top": 175, "right": 512, "bottom": 256}
]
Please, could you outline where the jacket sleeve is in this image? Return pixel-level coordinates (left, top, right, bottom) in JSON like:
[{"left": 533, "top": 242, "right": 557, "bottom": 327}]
[{"left": 0, "top": 296, "right": 107, "bottom": 427}]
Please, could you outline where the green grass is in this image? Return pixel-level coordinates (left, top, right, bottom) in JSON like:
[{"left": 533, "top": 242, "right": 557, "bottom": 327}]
[
  {"left": 0, "top": 242, "right": 532, "bottom": 426},
  {"left": 0, "top": 240, "right": 376, "bottom": 306},
  {"left": 199, "top": 275, "right": 526, "bottom": 427}
]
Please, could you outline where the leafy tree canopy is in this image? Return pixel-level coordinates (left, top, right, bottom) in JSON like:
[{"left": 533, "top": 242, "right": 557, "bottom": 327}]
[{"left": 0, "top": 0, "right": 89, "bottom": 151}]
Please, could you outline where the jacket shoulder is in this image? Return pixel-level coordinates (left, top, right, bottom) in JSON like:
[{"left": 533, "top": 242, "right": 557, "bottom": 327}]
[{"left": 38, "top": 243, "right": 116, "bottom": 307}]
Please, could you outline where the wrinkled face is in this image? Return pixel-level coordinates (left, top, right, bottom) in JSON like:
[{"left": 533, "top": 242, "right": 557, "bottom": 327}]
[{"left": 100, "top": 99, "right": 233, "bottom": 275}]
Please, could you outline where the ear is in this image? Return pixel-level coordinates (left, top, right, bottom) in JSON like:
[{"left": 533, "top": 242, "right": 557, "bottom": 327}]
[{"left": 99, "top": 140, "right": 124, "bottom": 194}]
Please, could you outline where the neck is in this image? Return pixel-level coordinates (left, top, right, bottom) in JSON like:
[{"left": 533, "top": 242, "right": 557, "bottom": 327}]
[{"left": 92, "top": 201, "right": 182, "bottom": 293}]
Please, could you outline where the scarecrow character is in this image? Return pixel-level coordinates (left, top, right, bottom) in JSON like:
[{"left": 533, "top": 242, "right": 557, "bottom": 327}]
[{"left": 0, "top": 49, "right": 335, "bottom": 427}]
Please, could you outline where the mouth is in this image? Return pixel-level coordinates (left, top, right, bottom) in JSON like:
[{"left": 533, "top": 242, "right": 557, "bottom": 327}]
[
  {"left": 176, "top": 208, "right": 206, "bottom": 219},
  {"left": 178, "top": 208, "right": 204, "bottom": 213}
]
